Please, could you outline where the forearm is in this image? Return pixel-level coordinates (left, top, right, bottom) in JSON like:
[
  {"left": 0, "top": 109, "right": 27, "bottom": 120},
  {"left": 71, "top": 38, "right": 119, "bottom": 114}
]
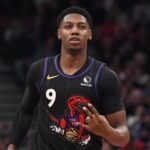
[
  {"left": 77, "top": 104, "right": 130, "bottom": 147},
  {"left": 103, "top": 124, "right": 130, "bottom": 147},
  {"left": 9, "top": 107, "right": 33, "bottom": 147},
  {"left": 7, "top": 144, "right": 18, "bottom": 150}
]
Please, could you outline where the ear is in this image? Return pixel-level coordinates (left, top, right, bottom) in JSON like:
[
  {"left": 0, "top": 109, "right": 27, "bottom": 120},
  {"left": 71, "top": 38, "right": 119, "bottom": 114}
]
[
  {"left": 88, "top": 29, "right": 92, "bottom": 40},
  {"left": 57, "top": 29, "right": 61, "bottom": 40}
]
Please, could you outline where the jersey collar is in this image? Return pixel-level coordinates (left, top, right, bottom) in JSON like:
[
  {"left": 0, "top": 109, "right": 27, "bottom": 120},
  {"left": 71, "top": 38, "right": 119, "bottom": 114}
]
[{"left": 54, "top": 54, "right": 94, "bottom": 78}]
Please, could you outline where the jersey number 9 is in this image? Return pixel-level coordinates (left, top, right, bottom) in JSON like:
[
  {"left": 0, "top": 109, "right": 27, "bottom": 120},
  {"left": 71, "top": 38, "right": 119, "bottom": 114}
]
[{"left": 46, "top": 89, "right": 56, "bottom": 107}]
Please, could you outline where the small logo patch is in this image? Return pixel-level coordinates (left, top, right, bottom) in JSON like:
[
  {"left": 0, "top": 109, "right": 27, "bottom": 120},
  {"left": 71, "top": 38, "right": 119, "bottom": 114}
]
[
  {"left": 47, "top": 75, "right": 59, "bottom": 80},
  {"left": 81, "top": 76, "right": 92, "bottom": 87}
]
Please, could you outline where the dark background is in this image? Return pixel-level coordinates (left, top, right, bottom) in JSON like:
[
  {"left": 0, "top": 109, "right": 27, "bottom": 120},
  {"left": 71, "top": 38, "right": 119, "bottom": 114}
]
[{"left": 0, "top": 0, "right": 150, "bottom": 149}]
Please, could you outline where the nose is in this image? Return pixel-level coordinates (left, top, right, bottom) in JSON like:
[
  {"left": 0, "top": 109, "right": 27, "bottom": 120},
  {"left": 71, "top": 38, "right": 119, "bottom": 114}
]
[{"left": 71, "top": 26, "right": 79, "bottom": 34}]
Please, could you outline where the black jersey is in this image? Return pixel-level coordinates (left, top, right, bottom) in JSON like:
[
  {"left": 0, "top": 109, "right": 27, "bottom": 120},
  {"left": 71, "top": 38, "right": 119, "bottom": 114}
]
[{"left": 10, "top": 55, "right": 124, "bottom": 150}]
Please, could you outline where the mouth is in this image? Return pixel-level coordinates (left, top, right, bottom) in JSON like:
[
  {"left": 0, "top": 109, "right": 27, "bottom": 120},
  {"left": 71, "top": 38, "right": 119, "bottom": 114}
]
[
  {"left": 69, "top": 37, "right": 80, "bottom": 41},
  {"left": 69, "top": 37, "right": 80, "bottom": 45},
  {"left": 75, "top": 103, "right": 87, "bottom": 111}
]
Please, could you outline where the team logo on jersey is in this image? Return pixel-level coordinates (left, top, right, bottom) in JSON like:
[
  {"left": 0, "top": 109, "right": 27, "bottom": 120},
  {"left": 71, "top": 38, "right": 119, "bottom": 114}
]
[
  {"left": 80, "top": 76, "right": 92, "bottom": 87},
  {"left": 47, "top": 75, "right": 59, "bottom": 80},
  {"left": 48, "top": 95, "right": 91, "bottom": 146}
]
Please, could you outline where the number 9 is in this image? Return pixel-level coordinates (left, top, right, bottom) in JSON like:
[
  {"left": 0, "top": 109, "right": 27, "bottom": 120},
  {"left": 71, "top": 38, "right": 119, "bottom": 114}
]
[{"left": 46, "top": 89, "right": 56, "bottom": 107}]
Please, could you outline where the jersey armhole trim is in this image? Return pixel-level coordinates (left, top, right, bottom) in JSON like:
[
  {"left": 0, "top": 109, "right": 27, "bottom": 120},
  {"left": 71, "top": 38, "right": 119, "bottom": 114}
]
[
  {"left": 94, "top": 63, "right": 105, "bottom": 100},
  {"left": 39, "top": 57, "right": 48, "bottom": 89}
]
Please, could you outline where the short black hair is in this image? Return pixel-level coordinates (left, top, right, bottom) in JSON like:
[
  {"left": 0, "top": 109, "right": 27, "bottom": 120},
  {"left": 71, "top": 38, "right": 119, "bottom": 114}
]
[{"left": 57, "top": 6, "right": 93, "bottom": 29}]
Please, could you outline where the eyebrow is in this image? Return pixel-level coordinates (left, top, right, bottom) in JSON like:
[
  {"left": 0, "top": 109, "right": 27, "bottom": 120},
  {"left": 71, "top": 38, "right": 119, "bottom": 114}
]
[
  {"left": 62, "top": 21, "right": 90, "bottom": 28},
  {"left": 64, "top": 21, "right": 87, "bottom": 24},
  {"left": 59, "top": 19, "right": 90, "bottom": 29}
]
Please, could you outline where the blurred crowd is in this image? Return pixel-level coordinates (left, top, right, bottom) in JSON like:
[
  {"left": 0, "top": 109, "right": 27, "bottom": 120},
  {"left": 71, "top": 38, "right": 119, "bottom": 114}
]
[{"left": 0, "top": 0, "right": 150, "bottom": 149}]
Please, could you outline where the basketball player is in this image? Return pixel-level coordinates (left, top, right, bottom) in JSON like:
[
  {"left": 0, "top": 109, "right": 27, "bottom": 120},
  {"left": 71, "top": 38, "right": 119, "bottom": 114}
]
[{"left": 7, "top": 6, "right": 129, "bottom": 150}]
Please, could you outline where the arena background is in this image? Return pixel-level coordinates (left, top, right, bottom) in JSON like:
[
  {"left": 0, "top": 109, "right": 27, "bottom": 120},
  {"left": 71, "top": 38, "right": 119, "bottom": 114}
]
[{"left": 0, "top": 0, "right": 150, "bottom": 149}]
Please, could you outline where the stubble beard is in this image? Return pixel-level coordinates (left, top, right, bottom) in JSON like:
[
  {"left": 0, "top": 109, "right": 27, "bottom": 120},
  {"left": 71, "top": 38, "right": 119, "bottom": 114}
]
[{"left": 68, "top": 47, "right": 84, "bottom": 55}]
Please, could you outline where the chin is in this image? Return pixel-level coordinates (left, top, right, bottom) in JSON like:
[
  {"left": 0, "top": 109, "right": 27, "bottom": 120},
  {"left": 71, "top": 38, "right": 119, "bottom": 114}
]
[
  {"left": 69, "top": 46, "right": 82, "bottom": 51},
  {"left": 69, "top": 48, "right": 81, "bottom": 51}
]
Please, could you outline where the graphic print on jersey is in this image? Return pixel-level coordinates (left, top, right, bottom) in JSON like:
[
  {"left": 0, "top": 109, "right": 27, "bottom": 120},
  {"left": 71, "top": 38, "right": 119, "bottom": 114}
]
[{"left": 47, "top": 95, "right": 91, "bottom": 146}]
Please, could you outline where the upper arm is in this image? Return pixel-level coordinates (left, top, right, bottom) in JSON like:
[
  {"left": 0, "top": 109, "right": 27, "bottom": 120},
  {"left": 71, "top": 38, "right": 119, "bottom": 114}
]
[
  {"left": 98, "top": 67, "right": 124, "bottom": 115},
  {"left": 97, "top": 67, "right": 129, "bottom": 145},
  {"left": 105, "top": 110, "right": 127, "bottom": 128},
  {"left": 20, "top": 61, "right": 43, "bottom": 113}
]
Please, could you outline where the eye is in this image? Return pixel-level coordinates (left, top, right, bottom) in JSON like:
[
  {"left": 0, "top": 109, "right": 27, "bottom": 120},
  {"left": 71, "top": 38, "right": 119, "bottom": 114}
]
[
  {"left": 64, "top": 24, "right": 72, "bottom": 29},
  {"left": 77, "top": 97, "right": 81, "bottom": 101},
  {"left": 79, "top": 24, "right": 86, "bottom": 30}
]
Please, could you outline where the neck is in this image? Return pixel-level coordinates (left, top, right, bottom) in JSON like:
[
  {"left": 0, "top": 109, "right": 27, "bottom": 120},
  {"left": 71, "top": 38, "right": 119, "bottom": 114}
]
[{"left": 59, "top": 49, "right": 87, "bottom": 75}]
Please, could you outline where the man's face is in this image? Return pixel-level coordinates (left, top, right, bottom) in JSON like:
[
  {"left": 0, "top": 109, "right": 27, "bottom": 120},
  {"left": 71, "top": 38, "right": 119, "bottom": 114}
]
[{"left": 58, "top": 13, "right": 92, "bottom": 51}]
